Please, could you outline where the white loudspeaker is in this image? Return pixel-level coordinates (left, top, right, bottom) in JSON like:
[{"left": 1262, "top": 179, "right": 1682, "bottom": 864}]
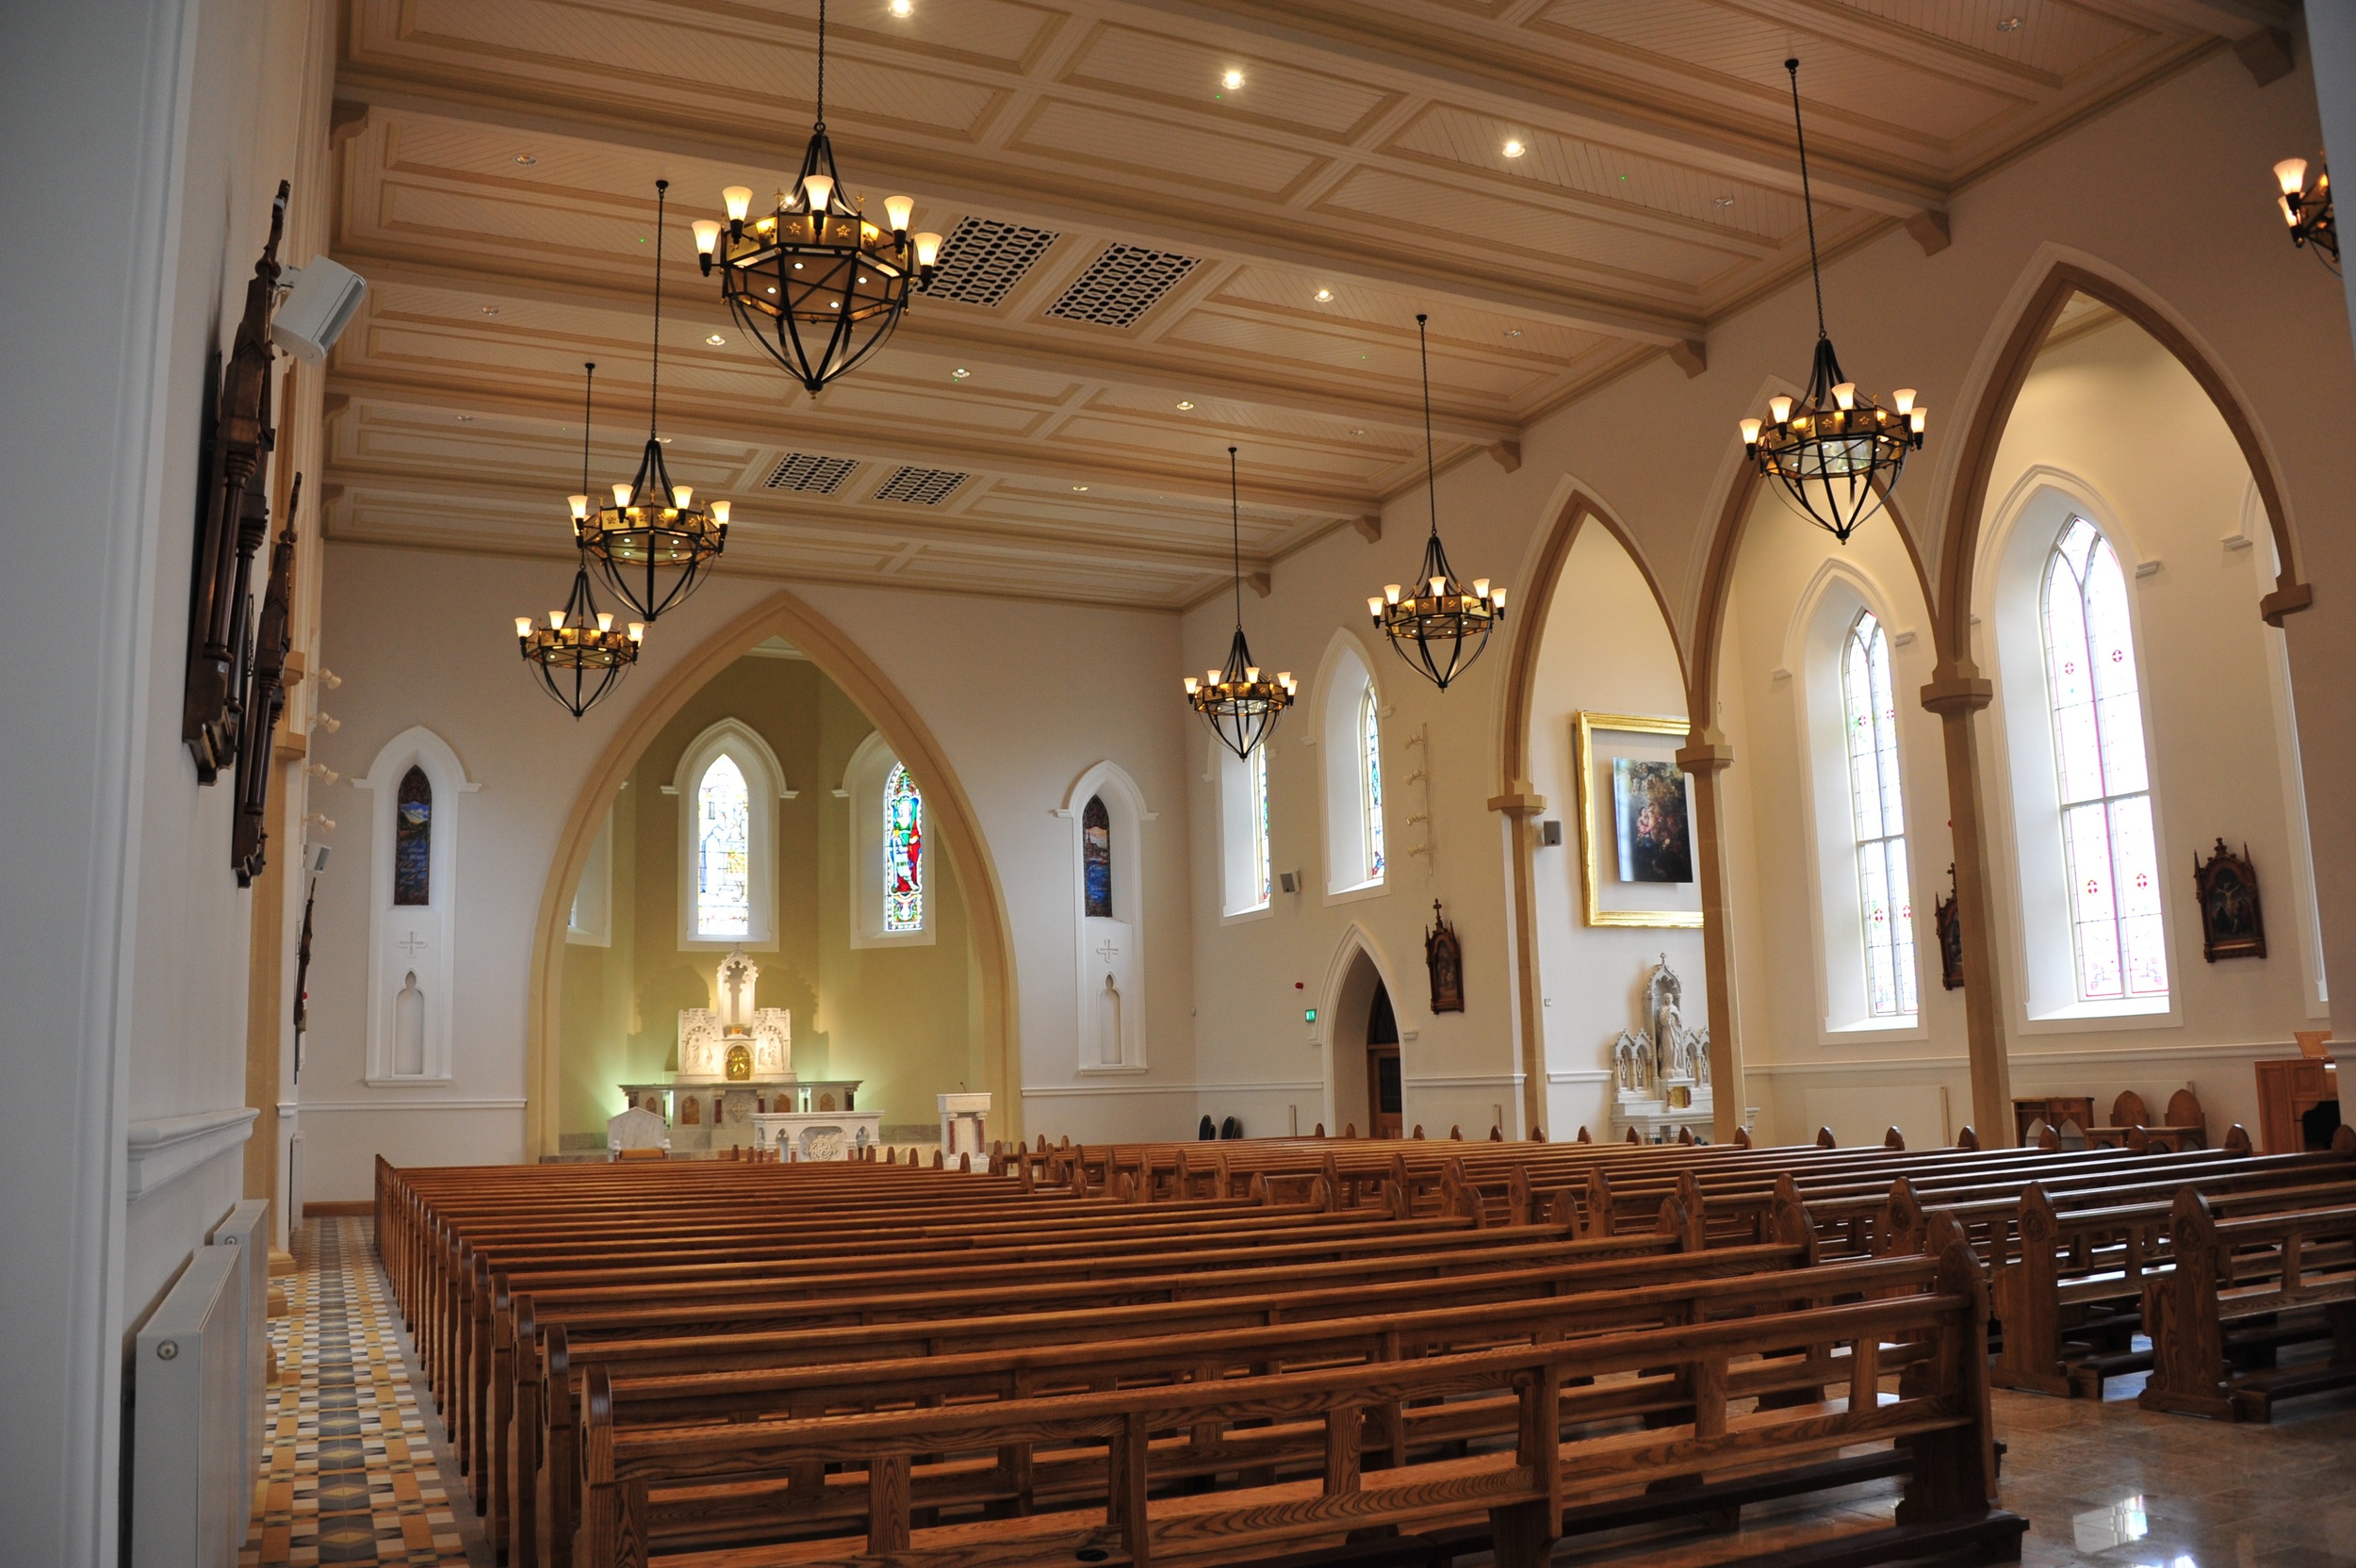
[
  {"left": 1278, "top": 870, "right": 1301, "bottom": 894},
  {"left": 270, "top": 258, "right": 368, "bottom": 363}
]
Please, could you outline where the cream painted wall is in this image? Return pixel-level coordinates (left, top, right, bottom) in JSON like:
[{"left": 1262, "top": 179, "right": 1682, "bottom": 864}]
[
  {"left": 558, "top": 652, "right": 981, "bottom": 1142},
  {"left": 1181, "top": 47, "right": 2356, "bottom": 1152},
  {"left": 302, "top": 545, "right": 1196, "bottom": 1195},
  {"left": 1524, "top": 524, "right": 1708, "bottom": 1142}
]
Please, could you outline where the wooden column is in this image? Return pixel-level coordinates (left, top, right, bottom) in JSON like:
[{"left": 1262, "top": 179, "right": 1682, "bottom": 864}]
[
  {"left": 1674, "top": 733, "right": 1746, "bottom": 1143},
  {"left": 1922, "top": 671, "right": 2014, "bottom": 1146},
  {"left": 1489, "top": 785, "right": 1549, "bottom": 1137}
]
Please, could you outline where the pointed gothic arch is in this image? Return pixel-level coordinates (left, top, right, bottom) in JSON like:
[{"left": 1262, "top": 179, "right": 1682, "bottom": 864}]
[{"left": 524, "top": 588, "right": 1022, "bottom": 1156}]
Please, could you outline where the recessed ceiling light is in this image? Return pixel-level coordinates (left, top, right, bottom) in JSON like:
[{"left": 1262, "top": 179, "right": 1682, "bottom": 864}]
[
  {"left": 1350, "top": 427, "right": 1366, "bottom": 436},
  {"left": 1175, "top": 400, "right": 1194, "bottom": 410},
  {"left": 1713, "top": 195, "right": 1736, "bottom": 206},
  {"left": 480, "top": 304, "right": 500, "bottom": 316},
  {"left": 1505, "top": 328, "right": 1522, "bottom": 337},
  {"left": 1221, "top": 68, "right": 1245, "bottom": 90},
  {"left": 455, "top": 414, "right": 474, "bottom": 422},
  {"left": 706, "top": 333, "right": 727, "bottom": 345},
  {"left": 1072, "top": 484, "right": 1089, "bottom": 492},
  {"left": 1502, "top": 139, "right": 1525, "bottom": 158},
  {"left": 1315, "top": 287, "right": 1333, "bottom": 302},
  {"left": 514, "top": 154, "right": 537, "bottom": 166},
  {"left": 890, "top": 0, "right": 912, "bottom": 13},
  {"left": 952, "top": 367, "right": 970, "bottom": 379},
  {"left": 1997, "top": 14, "right": 2023, "bottom": 29}
]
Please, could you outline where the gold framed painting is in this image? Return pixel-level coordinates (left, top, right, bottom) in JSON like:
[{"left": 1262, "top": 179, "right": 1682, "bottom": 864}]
[{"left": 1573, "top": 710, "right": 1704, "bottom": 928}]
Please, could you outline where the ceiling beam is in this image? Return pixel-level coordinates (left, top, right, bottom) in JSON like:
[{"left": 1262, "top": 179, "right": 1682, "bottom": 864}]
[
  {"left": 334, "top": 73, "right": 1710, "bottom": 345},
  {"left": 335, "top": 247, "right": 1522, "bottom": 445},
  {"left": 328, "top": 368, "right": 1379, "bottom": 514}
]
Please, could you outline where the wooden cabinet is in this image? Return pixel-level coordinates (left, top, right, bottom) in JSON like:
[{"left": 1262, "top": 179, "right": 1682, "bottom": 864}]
[{"left": 2253, "top": 1057, "right": 2341, "bottom": 1153}]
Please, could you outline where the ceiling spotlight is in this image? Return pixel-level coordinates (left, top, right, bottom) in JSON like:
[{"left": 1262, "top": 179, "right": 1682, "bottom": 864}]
[
  {"left": 952, "top": 367, "right": 970, "bottom": 379},
  {"left": 1072, "top": 484, "right": 1090, "bottom": 492},
  {"left": 1502, "top": 139, "right": 1526, "bottom": 158},
  {"left": 455, "top": 414, "right": 475, "bottom": 422},
  {"left": 1221, "top": 68, "right": 1245, "bottom": 90},
  {"left": 515, "top": 154, "right": 538, "bottom": 166},
  {"left": 481, "top": 305, "right": 500, "bottom": 316},
  {"left": 706, "top": 334, "right": 727, "bottom": 345},
  {"left": 890, "top": 0, "right": 912, "bottom": 13},
  {"left": 1714, "top": 195, "right": 1736, "bottom": 206},
  {"left": 1176, "top": 400, "right": 1195, "bottom": 410},
  {"left": 1996, "top": 14, "right": 2023, "bottom": 29},
  {"left": 1504, "top": 328, "right": 1522, "bottom": 338},
  {"left": 1315, "top": 287, "right": 1333, "bottom": 302},
  {"left": 1350, "top": 427, "right": 1366, "bottom": 436}
]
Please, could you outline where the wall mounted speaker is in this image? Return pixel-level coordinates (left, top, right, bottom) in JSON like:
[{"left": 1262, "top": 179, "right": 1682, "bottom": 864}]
[{"left": 270, "top": 258, "right": 368, "bottom": 363}]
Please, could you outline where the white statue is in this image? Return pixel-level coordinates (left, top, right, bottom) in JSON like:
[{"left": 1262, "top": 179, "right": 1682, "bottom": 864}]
[{"left": 677, "top": 944, "right": 791, "bottom": 1082}]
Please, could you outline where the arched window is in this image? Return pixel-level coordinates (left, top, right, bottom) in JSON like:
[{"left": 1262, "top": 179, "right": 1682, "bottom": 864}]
[
  {"left": 1360, "top": 684, "right": 1385, "bottom": 882},
  {"left": 394, "top": 766, "right": 433, "bottom": 906},
  {"left": 1841, "top": 612, "right": 1916, "bottom": 1018},
  {"left": 1082, "top": 795, "right": 1112, "bottom": 918},
  {"left": 1217, "top": 739, "right": 1271, "bottom": 918},
  {"left": 883, "top": 762, "right": 924, "bottom": 933},
  {"left": 2041, "top": 517, "right": 2167, "bottom": 1000},
  {"left": 695, "top": 753, "right": 752, "bottom": 939},
  {"left": 1251, "top": 744, "right": 1271, "bottom": 906}
]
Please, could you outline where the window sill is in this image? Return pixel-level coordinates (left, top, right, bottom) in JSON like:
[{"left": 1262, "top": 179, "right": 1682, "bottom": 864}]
[
  {"left": 364, "top": 1075, "right": 454, "bottom": 1088},
  {"left": 850, "top": 928, "right": 936, "bottom": 950},
  {"left": 1076, "top": 1064, "right": 1151, "bottom": 1076},
  {"left": 1323, "top": 878, "right": 1389, "bottom": 906},
  {"left": 1819, "top": 1019, "right": 1927, "bottom": 1046},
  {"left": 1220, "top": 904, "right": 1274, "bottom": 925},
  {"left": 679, "top": 935, "right": 778, "bottom": 954},
  {"left": 2019, "top": 996, "right": 2179, "bottom": 1033}
]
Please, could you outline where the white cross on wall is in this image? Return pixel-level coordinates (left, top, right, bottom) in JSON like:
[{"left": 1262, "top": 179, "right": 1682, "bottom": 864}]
[
  {"left": 1095, "top": 937, "right": 1121, "bottom": 967},
  {"left": 397, "top": 932, "right": 428, "bottom": 958}
]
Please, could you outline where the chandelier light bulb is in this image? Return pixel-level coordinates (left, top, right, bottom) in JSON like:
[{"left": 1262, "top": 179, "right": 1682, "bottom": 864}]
[
  {"left": 884, "top": 194, "right": 914, "bottom": 233},
  {"left": 1832, "top": 382, "right": 1857, "bottom": 411},
  {"left": 597, "top": 611, "right": 614, "bottom": 632},
  {"left": 515, "top": 617, "right": 533, "bottom": 637},
  {"left": 1893, "top": 387, "right": 1916, "bottom": 415},
  {"left": 1739, "top": 417, "right": 1763, "bottom": 448},
  {"left": 629, "top": 622, "right": 646, "bottom": 641},
  {"left": 569, "top": 494, "right": 590, "bottom": 521},
  {"left": 1490, "top": 587, "right": 1507, "bottom": 609},
  {"left": 2277, "top": 157, "right": 2309, "bottom": 196},
  {"left": 802, "top": 172, "right": 835, "bottom": 215},
  {"left": 914, "top": 231, "right": 942, "bottom": 269},
  {"left": 1184, "top": 677, "right": 1200, "bottom": 694},
  {"left": 549, "top": 610, "right": 565, "bottom": 629},
  {"left": 1474, "top": 578, "right": 1490, "bottom": 597},
  {"left": 1769, "top": 395, "right": 1793, "bottom": 423},
  {"left": 1430, "top": 575, "right": 1447, "bottom": 596},
  {"left": 1384, "top": 583, "right": 1400, "bottom": 603},
  {"left": 710, "top": 499, "right": 730, "bottom": 526},
  {"left": 1367, "top": 596, "right": 1384, "bottom": 615},
  {"left": 722, "top": 186, "right": 753, "bottom": 224},
  {"left": 612, "top": 482, "right": 631, "bottom": 506},
  {"left": 691, "top": 219, "right": 722, "bottom": 260},
  {"left": 1910, "top": 405, "right": 1928, "bottom": 434},
  {"left": 672, "top": 484, "right": 693, "bottom": 508}
]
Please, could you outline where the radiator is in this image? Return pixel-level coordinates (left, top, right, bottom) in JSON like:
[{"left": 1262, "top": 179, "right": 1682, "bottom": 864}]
[
  {"left": 130, "top": 1246, "right": 246, "bottom": 1568},
  {"left": 208, "top": 1199, "right": 272, "bottom": 1483}
]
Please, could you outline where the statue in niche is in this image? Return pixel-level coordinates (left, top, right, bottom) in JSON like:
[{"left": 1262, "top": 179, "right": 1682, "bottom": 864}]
[{"left": 1612, "top": 955, "right": 1710, "bottom": 1107}]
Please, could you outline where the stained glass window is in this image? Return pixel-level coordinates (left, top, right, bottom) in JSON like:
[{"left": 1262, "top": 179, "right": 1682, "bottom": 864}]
[
  {"left": 1360, "top": 683, "right": 1385, "bottom": 881},
  {"left": 393, "top": 766, "right": 432, "bottom": 906},
  {"left": 1082, "top": 795, "right": 1112, "bottom": 918},
  {"left": 1841, "top": 612, "right": 1916, "bottom": 1017},
  {"left": 2042, "top": 517, "right": 2167, "bottom": 1001},
  {"left": 695, "top": 754, "right": 751, "bottom": 938},
  {"left": 1251, "top": 743, "right": 1271, "bottom": 907},
  {"left": 884, "top": 762, "right": 924, "bottom": 933}
]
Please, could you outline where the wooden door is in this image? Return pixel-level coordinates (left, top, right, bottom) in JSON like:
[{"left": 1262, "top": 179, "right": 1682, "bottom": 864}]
[{"left": 1367, "top": 1047, "right": 1402, "bottom": 1140}]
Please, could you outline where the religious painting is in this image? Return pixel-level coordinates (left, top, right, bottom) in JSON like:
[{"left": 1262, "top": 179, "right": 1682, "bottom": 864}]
[
  {"left": 1425, "top": 900, "right": 1464, "bottom": 1013},
  {"left": 2192, "top": 839, "right": 2266, "bottom": 961},
  {"left": 1612, "top": 759, "right": 1693, "bottom": 883},
  {"left": 394, "top": 766, "right": 433, "bottom": 906},
  {"left": 1934, "top": 863, "right": 1965, "bottom": 990},
  {"left": 884, "top": 762, "right": 924, "bottom": 933},
  {"left": 1572, "top": 712, "right": 1703, "bottom": 928},
  {"left": 1082, "top": 794, "right": 1112, "bottom": 917}
]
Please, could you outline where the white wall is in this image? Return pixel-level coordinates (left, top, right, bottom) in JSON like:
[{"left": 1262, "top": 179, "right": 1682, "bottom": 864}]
[
  {"left": 302, "top": 544, "right": 1197, "bottom": 1193},
  {"left": 0, "top": 1, "right": 333, "bottom": 1560}
]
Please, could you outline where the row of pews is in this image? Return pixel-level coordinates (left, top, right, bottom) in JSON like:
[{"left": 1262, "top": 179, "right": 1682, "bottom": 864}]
[{"left": 374, "top": 1120, "right": 2356, "bottom": 1568}]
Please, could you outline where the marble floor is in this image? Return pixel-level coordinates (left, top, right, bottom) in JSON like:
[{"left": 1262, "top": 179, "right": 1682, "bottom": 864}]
[{"left": 237, "top": 1222, "right": 2355, "bottom": 1568}]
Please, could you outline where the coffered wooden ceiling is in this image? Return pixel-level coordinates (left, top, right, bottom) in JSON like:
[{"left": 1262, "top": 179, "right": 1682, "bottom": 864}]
[{"left": 323, "top": 0, "right": 2287, "bottom": 608}]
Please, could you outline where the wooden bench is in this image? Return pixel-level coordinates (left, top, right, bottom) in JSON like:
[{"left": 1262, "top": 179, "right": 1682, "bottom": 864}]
[{"left": 2140, "top": 1185, "right": 2356, "bottom": 1421}]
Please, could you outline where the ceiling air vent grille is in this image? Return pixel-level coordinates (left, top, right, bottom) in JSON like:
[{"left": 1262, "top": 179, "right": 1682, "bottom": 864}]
[
  {"left": 919, "top": 217, "right": 1060, "bottom": 308},
  {"left": 763, "top": 452, "right": 860, "bottom": 495},
  {"left": 875, "top": 466, "right": 969, "bottom": 506},
  {"left": 1046, "top": 243, "right": 1201, "bottom": 328}
]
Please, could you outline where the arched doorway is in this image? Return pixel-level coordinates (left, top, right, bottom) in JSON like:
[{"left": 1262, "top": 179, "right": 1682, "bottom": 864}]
[
  {"left": 1319, "top": 928, "right": 1405, "bottom": 1138},
  {"left": 1364, "top": 981, "right": 1402, "bottom": 1139},
  {"left": 525, "top": 588, "right": 1021, "bottom": 1158}
]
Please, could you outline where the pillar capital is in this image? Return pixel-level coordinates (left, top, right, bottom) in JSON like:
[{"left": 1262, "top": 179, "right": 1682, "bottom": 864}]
[
  {"left": 1487, "top": 785, "right": 1547, "bottom": 817},
  {"left": 1673, "top": 736, "right": 1734, "bottom": 774},
  {"left": 1920, "top": 675, "right": 1994, "bottom": 716}
]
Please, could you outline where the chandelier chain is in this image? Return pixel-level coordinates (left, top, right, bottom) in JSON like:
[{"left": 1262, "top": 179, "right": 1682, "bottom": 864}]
[
  {"left": 1787, "top": 58, "right": 1827, "bottom": 342},
  {"left": 580, "top": 362, "right": 595, "bottom": 491},
  {"left": 1417, "top": 313, "right": 1440, "bottom": 540},
  {"left": 815, "top": 0, "right": 827, "bottom": 132},
  {"left": 1229, "top": 445, "right": 1242, "bottom": 625},
  {"left": 650, "top": 181, "right": 668, "bottom": 437}
]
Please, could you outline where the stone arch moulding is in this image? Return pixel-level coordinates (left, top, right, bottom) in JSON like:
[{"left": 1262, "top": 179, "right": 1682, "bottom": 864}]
[
  {"left": 1932, "top": 250, "right": 2311, "bottom": 663},
  {"left": 1056, "top": 761, "right": 1156, "bottom": 1074},
  {"left": 525, "top": 589, "right": 1023, "bottom": 1159},
  {"left": 1315, "top": 920, "right": 1408, "bottom": 1138},
  {"left": 354, "top": 727, "right": 478, "bottom": 1086},
  {"left": 1488, "top": 482, "right": 1683, "bottom": 1137}
]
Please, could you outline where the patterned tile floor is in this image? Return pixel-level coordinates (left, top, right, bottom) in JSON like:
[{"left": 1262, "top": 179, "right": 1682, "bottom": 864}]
[{"left": 239, "top": 1219, "right": 491, "bottom": 1568}]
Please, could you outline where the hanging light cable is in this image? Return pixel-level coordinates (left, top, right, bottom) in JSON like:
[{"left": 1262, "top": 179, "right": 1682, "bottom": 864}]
[
  {"left": 1186, "top": 447, "right": 1295, "bottom": 760},
  {"left": 1370, "top": 314, "right": 1506, "bottom": 691},
  {"left": 580, "top": 179, "right": 730, "bottom": 620},
  {"left": 694, "top": 0, "right": 941, "bottom": 394},
  {"left": 517, "top": 365, "right": 644, "bottom": 717},
  {"left": 1737, "top": 59, "right": 1924, "bottom": 545}
]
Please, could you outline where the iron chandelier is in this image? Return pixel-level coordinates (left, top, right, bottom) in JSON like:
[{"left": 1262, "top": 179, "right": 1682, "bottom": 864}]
[
  {"left": 693, "top": 0, "right": 941, "bottom": 395},
  {"left": 580, "top": 181, "right": 730, "bottom": 620},
  {"left": 1737, "top": 59, "right": 1925, "bottom": 546},
  {"left": 1370, "top": 314, "right": 1507, "bottom": 691},
  {"left": 2273, "top": 155, "right": 2338, "bottom": 273},
  {"left": 522, "top": 362, "right": 644, "bottom": 717},
  {"left": 1186, "top": 447, "right": 1295, "bottom": 760}
]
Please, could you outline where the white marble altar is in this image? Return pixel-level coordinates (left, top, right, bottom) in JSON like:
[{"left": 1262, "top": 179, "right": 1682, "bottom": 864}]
[
  {"left": 676, "top": 945, "right": 791, "bottom": 1083},
  {"left": 938, "top": 1092, "right": 991, "bottom": 1170},
  {"left": 751, "top": 1111, "right": 883, "bottom": 1162}
]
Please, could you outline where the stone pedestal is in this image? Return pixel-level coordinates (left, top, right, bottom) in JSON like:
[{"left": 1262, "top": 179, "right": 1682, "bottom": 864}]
[
  {"left": 750, "top": 1111, "right": 884, "bottom": 1163},
  {"left": 605, "top": 1105, "right": 670, "bottom": 1157},
  {"left": 938, "top": 1092, "right": 991, "bottom": 1170}
]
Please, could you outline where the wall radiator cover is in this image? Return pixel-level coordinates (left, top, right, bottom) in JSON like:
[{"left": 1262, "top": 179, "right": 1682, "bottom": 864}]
[{"left": 131, "top": 1245, "right": 244, "bottom": 1568}]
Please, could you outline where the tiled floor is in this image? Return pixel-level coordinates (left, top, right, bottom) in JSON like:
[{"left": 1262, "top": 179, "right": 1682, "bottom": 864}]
[
  {"left": 237, "top": 1223, "right": 2356, "bottom": 1568},
  {"left": 238, "top": 1219, "right": 489, "bottom": 1568}
]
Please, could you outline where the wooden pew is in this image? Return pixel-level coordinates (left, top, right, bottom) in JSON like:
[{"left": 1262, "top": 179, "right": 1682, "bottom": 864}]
[{"left": 2139, "top": 1185, "right": 2356, "bottom": 1421}]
